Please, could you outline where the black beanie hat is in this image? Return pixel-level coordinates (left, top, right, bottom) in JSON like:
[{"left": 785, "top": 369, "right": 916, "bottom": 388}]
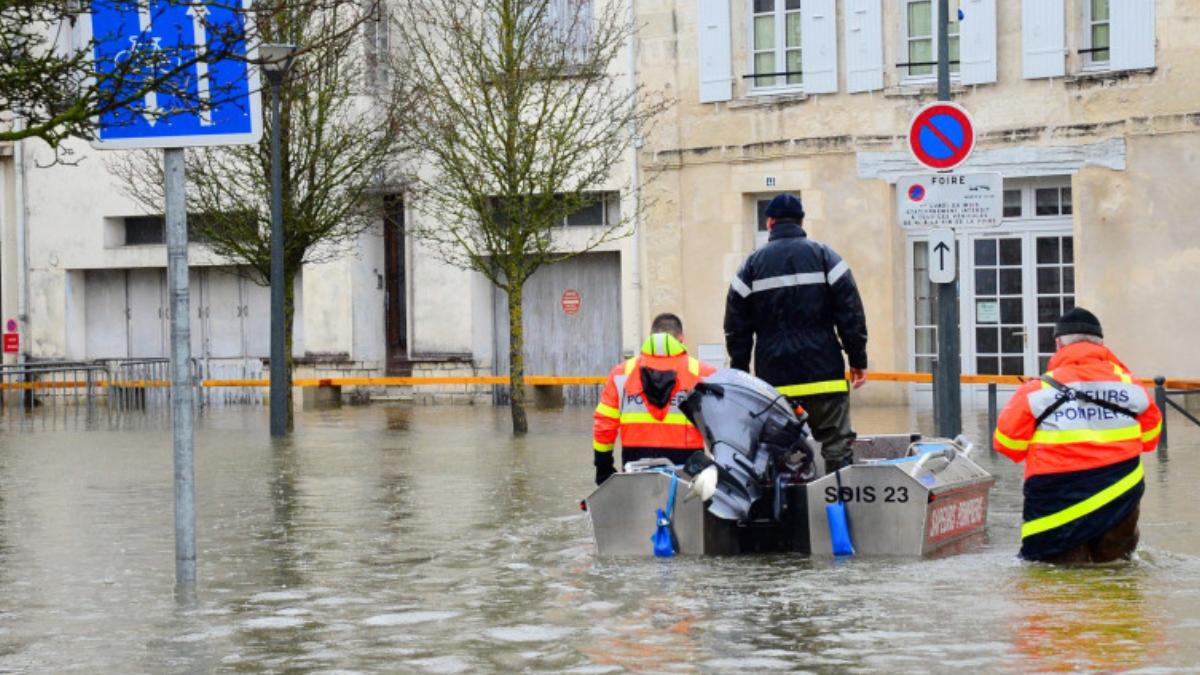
[
  {"left": 764, "top": 193, "right": 805, "bottom": 220},
  {"left": 1054, "top": 307, "right": 1103, "bottom": 339}
]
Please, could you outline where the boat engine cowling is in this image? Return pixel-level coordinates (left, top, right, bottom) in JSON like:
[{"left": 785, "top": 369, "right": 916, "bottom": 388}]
[{"left": 678, "top": 368, "right": 814, "bottom": 521}]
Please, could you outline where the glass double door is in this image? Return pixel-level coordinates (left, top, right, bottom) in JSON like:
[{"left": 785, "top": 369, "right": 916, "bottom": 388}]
[{"left": 963, "top": 230, "right": 1075, "bottom": 377}]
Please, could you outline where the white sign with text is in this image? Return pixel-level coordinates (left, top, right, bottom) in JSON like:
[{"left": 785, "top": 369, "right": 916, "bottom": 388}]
[{"left": 897, "top": 173, "right": 1003, "bottom": 229}]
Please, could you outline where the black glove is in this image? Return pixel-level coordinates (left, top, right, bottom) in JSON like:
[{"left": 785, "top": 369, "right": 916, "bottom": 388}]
[{"left": 594, "top": 450, "right": 616, "bottom": 486}]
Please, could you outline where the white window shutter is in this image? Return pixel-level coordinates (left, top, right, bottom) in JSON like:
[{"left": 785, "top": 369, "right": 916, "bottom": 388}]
[
  {"left": 800, "top": 0, "right": 837, "bottom": 93},
  {"left": 1022, "top": 0, "right": 1064, "bottom": 79},
  {"left": 845, "top": 0, "right": 883, "bottom": 93},
  {"left": 958, "top": 0, "right": 996, "bottom": 85},
  {"left": 1111, "top": 0, "right": 1156, "bottom": 71},
  {"left": 697, "top": 0, "right": 733, "bottom": 103}
]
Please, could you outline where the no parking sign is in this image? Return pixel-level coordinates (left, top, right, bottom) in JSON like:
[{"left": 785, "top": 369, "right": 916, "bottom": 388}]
[{"left": 908, "top": 102, "right": 976, "bottom": 171}]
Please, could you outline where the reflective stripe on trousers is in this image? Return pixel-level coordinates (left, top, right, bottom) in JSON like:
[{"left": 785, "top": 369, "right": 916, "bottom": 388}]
[{"left": 1021, "top": 462, "right": 1144, "bottom": 539}]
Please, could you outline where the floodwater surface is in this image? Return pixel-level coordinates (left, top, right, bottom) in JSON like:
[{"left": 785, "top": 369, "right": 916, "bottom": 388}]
[{"left": 0, "top": 403, "right": 1198, "bottom": 673}]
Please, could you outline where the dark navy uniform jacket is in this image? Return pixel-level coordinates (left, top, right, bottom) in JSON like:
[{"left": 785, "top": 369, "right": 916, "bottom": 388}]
[{"left": 723, "top": 220, "right": 868, "bottom": 398}]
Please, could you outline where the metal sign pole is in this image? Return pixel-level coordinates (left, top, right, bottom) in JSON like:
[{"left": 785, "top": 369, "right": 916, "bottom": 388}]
[
  {"left": 934, "top": 0, "right": 962, "bottom": 437},
  {"left": 164, "top": 148, "right": 197, "bottom": 588},
  {"left": 268, "top": 74, "right": 287, "bottom": 437}
]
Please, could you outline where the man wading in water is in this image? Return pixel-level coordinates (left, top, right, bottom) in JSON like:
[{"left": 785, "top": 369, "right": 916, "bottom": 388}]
[{"left": 993, "top": 308, "right": 1162, "bottom": 563}]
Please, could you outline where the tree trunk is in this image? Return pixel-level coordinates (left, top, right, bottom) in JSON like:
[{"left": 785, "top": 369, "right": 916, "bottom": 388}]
[
  {"left": 506, "top": 277, "right": 528, "bottom": 434},
  {"left": 284, "top": 270, "right": 296, "bottom": 432}
]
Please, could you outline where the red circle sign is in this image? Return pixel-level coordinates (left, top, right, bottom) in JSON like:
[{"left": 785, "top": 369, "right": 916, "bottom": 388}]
[
  {"left": 561, "top": 289, "right": 581, "bottom": 316},
  {"left": 908, "top": 102, "right": 976, "bottom": 171}
]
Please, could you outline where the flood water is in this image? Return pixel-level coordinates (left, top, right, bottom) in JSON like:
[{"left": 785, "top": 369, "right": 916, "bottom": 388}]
[{"left": 0, "top": 402, "right": 1198, "bottom": 673}]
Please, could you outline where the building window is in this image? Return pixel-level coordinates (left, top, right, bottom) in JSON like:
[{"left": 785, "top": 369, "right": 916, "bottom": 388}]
[
  {"left": 749, "top": 0, "right": 802, "bottom": 90},
  {"left": 912, "top": 240, "right": 937, "bottom": 374},
  {"left": 563, "top": 192, "right": 618, "bottom": 227},
  {"left": 904, "top": 0, "right": 958, "bottom": 79},
  {"left": 1084, "top": 0, "right": 1110, "bottom": 66},
  {"left": 363, "top": 0, "right": 390, "bottom": 90},
  {"left": 1034, "top": 186, "right": 1073, "bottom": 217},
  {"left": 1035, "top": 235, "right": 1075, "bottom": 372},
  {"left": 121, "top": 214, "right": 241, "bottom": 246},
  {"left": 756, "top": 198, "right": 771, "bottom": 232},
  {"left": 124, "top": 216, "right": 165, "bottom": 245},
  {"left": 1002, "top": 189, "right": 1022, "bottom": 218},
  {"left": 547, "top": 0, "right": 593, "bottom": 64},
  {"left": 972, "top": 237, "right": 1025, "bottom": 376}
]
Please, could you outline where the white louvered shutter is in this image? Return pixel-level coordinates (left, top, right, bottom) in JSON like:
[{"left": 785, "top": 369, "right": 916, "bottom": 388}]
[
  {"left": 800, "top": 0, "right": 837, "bottom": 93},
  {"left": 958, "top": 0, "right": 996, "bottom": 85},
  {"left": 1022, "top": 0, "right": 1065, "bottom": 79},
  {"left": 1111, "top": 0, "right": 1156, "bottom": 71},
  {"left": 845, "top": 0, "right": 883, "bottom": 93},
  {"left": 697, "top": 0, "right": 733, "bottom": 102}
]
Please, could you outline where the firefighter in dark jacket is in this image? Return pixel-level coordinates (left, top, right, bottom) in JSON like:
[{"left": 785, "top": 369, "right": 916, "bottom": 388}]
[
  {"left": 994, "top": 308, "right": 1161, "bottom": 563},
  {"left": 723, "top": 193, "right": 868, "bottom": 473}
]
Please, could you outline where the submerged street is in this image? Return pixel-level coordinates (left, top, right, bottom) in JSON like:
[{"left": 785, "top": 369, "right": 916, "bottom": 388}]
[{"left": 0, "top": 404, "right": 1197, "bottom": 672}]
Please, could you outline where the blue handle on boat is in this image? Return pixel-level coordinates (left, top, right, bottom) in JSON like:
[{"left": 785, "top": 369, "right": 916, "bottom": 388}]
[
  {"left": 827, "top": 467, "right": 855, "bottom": 556},
  {"left": 652, "top": 472, "right": 679, "bottom": 558},
  {"left": 826, "top": 502, "right": 855, "bottom": 556}
]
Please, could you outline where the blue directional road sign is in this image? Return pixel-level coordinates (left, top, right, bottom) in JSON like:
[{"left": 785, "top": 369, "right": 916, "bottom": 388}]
[{"left": 89, "top": 0, "right": 263, "bottom": 149}]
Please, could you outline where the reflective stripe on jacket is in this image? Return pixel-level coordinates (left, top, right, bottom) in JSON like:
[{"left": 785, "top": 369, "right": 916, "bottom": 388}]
[
  {"left": 723, "top": 221, "right": 867, "bottom": 397},
  {"left": 993, "top": 341, "right": 1162, "bottom": 479},
  {"left": 592, "top": 334, "right": 716, "bottom": 463}
]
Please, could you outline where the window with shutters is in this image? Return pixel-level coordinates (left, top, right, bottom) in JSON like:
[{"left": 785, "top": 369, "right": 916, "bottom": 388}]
[
  {"left": 1083, "top": 0, "right": 1110, "bottom": 68},
  {"left": 1084, "top": 0, "right": 1108, "bottom": 67},
  {"left": 902, "top": 0, "right": 958, "bottom": 80},
  {"left": 535, "top": 0, "right": 593, "bottom": 65},
  {"left": 748, "top": 0, "right": 803, "bottom": 91},
  {"left": 1075, "top": 0, "right": 1155, "bottom": 73}
]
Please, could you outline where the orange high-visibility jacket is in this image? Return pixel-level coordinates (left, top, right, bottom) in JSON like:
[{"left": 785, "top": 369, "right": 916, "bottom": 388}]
[
  {"left": 593, "top": 334, "right": 716, "bottom": 466},
  {"left": 993, "top": 342, "right": 1161, "bottom": 478}
]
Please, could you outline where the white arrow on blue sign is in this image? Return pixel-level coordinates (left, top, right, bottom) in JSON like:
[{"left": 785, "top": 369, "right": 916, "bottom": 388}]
[{"left": 89, "top": 0, "right": 263, "bottom": 149}]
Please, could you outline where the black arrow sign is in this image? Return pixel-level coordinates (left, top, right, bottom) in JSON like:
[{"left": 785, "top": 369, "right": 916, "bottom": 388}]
[{"left": 933, "top": 241, "right": 951, "bottom": 270}]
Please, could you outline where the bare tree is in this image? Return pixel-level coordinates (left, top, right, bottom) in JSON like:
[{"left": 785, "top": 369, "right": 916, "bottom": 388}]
[
  {"left": 391, "top": 0, "right": 667, "bottom": 433},
  {"left": 111, "top": 0, "right": 409, "bottom": 430},
  {"left": 1, "top": 0, "right": 371, "bottom": 149}
]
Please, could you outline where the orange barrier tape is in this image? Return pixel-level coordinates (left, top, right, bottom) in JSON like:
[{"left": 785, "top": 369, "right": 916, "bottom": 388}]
[{"left": 0, "top": 381, "right": 91, "bottom": 390}]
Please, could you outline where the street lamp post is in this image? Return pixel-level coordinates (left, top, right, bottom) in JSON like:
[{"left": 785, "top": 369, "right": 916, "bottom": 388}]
[{"left": 260, "top": 43, "right": 297, "bottom": 438}]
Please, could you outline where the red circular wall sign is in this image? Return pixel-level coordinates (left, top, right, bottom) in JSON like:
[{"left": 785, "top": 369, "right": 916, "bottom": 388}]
[
  {"left": 561, "top": 289, "right": 581, "bottom": 316},
  {"left": 908, "top": 101, "right": 976, "bottom": 171}
]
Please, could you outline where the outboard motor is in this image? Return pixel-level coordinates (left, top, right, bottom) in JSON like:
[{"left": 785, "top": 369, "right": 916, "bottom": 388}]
[{"left": 678, "top": 369, "right": 814, "bottom": 521}]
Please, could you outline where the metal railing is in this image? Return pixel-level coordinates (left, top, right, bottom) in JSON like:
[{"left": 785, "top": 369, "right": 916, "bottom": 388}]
[
  {"left": 195, "top": 358, "right": 265, "bottom": 407},
  {"left": 0, "top": 362, "right": 107, "bottom": 411},
  {"left": 1153, "top": 377, "right": 1200, "bottom": 451},
  {"left": 102, "top": 358, "right": 172, "bottom": 411}
]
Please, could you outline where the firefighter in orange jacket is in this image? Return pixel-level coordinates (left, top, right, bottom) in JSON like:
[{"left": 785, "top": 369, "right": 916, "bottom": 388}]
[
  {"left": 593, "top": 313, "right": 717, "bottom": 485},
  {"left": 993, "top": 308, "right": 1162, "bottom": 563}
]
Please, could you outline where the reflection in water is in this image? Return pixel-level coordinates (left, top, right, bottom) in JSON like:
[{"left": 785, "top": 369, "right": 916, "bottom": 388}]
[
  {"left": 1011, "top": 564, "right": 1164, "bottom": 672},
  {"left": 266, "top": 438, "right": 305, "bottom": 590},
  {"left": 385, "top": 405, "right": 411, "bottom": 431},
  {"left": 578, "top": 594, "right": 707, "bottom": 672}
]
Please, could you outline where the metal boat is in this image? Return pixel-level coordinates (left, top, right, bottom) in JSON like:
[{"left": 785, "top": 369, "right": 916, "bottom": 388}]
[{"left": 585, "top": 369, "right": 995, "bottom": 557}]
